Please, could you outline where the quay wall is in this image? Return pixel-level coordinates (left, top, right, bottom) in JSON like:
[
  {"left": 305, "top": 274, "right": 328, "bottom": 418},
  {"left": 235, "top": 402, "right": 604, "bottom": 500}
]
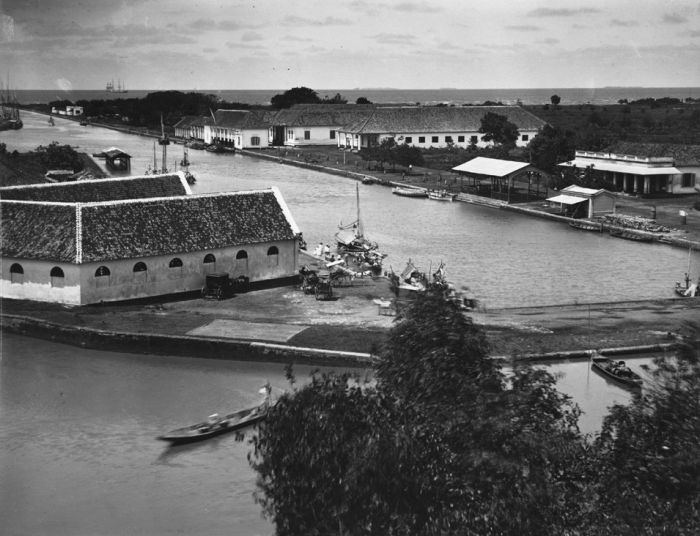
[{"left": 1, "top": 311, "right": 683, "bottom": 367}]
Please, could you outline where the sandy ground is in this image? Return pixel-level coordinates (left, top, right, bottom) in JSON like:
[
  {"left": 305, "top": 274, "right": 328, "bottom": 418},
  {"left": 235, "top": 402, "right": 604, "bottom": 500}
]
[{"left": 3, "top": 274, "right": 699, "bottom": 357}]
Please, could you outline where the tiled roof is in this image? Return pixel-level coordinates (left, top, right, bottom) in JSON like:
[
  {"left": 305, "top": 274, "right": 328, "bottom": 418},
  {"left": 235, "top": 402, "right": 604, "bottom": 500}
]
[
  {"left": 173, "top": 115, "right": 214, "bottom": 128},
  {"left": 607, "top": 142, "right": 700, "bottom": 166},
  {"left": 273, "top": 104, "right": 376, "bottom": 128},
  {"left": 213, "top": 109, "right": 272, "bottom": 130},
  {"left": 1, "top": 188, "right": 299, "bottom": 263},
  {"left": 342, "top": 106, "right": 547, "bottom": 134},
  {"left": 0, "top": 174, "right": 190, "bottom": 203},
  {"left": 1, "top": 202, "right": 77, "bottom": 262}
]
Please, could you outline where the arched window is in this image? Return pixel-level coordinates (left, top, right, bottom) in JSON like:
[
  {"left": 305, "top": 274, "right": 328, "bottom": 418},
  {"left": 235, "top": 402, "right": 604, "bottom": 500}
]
[
  {"left": 235, "top": 250, "right": 248, "bottom": 273},
  {"left": 50, "top": 266, "right": 65, "bottom": 288},
  {"left": 236, "top": 250, "right": 248, "bottom": 260},
  {"left": 10, "top": 263, "right": 23, "bottom": 284},
  {"left": 203, "top": 253, "right": 216, "bottom": 274},
  {"left": 169, "top": 258, "right": 183, "bottom": 268},
  {"left": 267, "top": 245, "right": 279, "bottom": 266},
  {"left": 133, "top": 262, "right": 147, "bottom": 272},
  {"left": 95, "top": 266, "right": 110, "bottom": 277}
]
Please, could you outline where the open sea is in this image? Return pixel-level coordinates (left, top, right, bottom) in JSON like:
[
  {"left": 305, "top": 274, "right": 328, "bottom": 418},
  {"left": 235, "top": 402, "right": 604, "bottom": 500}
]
[{"left": 14, "top": 87, "right": 700, "bottom": 107}]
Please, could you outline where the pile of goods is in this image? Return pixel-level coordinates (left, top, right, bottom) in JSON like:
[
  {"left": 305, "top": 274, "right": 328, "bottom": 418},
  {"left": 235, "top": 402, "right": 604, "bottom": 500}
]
[{"left": 600, "top": 214, "right": 672, "bottom": 233}]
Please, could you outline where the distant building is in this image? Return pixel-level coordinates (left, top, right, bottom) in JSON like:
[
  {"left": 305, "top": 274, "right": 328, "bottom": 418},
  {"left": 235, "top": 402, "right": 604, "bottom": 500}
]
[
  {"left": 173, "top": 115, "right": 212, "bottom": 141},
  {"left": 1, "top": 174, "right": 301, "bottom": 305},
  {"left": 51, "top": 105, "right": 83, "bottom": 116},
  {"left": 202, "top": 109, "right": 276, "bottom": 149},
  {"left": 270, "top": 104, "right": 376, "bottom": 147},
  {"left": 559, "top": 145, "right": 699, "bottom": 196},
  {"left": 338, "top": 106, "right": 546, "bottom": 150}
]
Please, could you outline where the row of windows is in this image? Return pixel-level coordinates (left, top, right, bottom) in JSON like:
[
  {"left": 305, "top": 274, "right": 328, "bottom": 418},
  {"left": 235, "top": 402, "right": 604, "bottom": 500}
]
[
  {"left": 402, "top": 134, "right": 529, "bottom": 144},
  {"left": 7, "top": 248, "right": 281, "bottom": 284}
]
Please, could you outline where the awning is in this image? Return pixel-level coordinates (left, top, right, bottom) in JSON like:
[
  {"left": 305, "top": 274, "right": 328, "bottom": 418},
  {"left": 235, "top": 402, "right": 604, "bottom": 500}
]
[
  {"left": 452, "top": 157, "right": 531, "bottom": 177},
  {"left": 547, "top": 194, "right": 588, "bottom": 205},
  {"left": 559, "top": 159, "right": 681, "bottom": 176}
]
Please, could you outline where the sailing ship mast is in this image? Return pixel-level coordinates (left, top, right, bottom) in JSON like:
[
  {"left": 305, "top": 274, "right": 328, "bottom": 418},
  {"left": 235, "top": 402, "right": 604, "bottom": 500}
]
[{"left": 158, "top": 114, "right": 169, "bottom": 173}]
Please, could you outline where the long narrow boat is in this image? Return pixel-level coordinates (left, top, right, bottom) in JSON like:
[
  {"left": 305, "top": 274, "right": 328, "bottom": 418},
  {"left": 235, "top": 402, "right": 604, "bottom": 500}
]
[
  {"left": 569, "top": 220, "right": 602, "bottom": 232},
  {"left": 157, "top": 403, "right": 268, "bottom": 445},
  {"left": 609, "top": 229, "right": 654, "bottom": 242},
  {"left": 392, "top": 186, "right": 428, "bottom": 198},
  {"left": 591, "top": 353, "right": 643, "bottom": 389}
]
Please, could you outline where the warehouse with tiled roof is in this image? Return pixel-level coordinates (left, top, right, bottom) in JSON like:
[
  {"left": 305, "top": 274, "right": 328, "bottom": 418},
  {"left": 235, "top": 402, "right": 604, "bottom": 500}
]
[
  {"left": 338, "top": 106, "right": 547, "bottom": 150},
  {"left": 1, "top": 174, "right": 301, "bottom": 305}
]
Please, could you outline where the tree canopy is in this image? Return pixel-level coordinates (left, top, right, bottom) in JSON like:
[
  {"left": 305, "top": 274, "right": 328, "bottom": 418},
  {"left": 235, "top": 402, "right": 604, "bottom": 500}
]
[
  {"left": 479, "top": 112, "right": 520, "bottom": 147},
  {"left": 36, "top": 141, "right": 84, "bottom": 172},
  {"left": 270, "top": 87, "right": 322, "bottom": 109},
  {"left": 250, "top": 290, "right": 592, "bottom": 535}
]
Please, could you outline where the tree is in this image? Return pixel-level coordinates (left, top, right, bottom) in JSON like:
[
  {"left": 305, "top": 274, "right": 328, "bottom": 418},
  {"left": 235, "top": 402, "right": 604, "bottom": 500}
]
[
  {"left": 551, "top": 94, "right": 561, "bottom": 106},
  {"left": 322, "top": 92, "right": 348, "bottom": 104},
  {"left": 36, "top": 142, "right": 84, "bottom": 172},
  {"left": 527, "top": 124, "right": 576, "bottom": 173},
  {"left": 250, "top": 290, "right": 588, "bottom": 535},
  {"left": 591, "top": 331, "right": 700, "bottom": 535},
  {"left": 479, "top": 112, "right": 520, "bottom": 147},
  {"left": 270, "top": 86, "right": 321, "bottom": 109},
  {"left": 356, "top": 97, "right": 372, "bottom": 104},
  {"left": 393, "top": 143, "right": 424, "bottom": 169}
]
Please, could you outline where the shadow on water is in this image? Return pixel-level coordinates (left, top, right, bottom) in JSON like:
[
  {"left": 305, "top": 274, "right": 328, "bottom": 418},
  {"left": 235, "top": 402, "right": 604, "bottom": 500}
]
[{"left": 155, "top": 429, "right": 253, "bottom": 465}]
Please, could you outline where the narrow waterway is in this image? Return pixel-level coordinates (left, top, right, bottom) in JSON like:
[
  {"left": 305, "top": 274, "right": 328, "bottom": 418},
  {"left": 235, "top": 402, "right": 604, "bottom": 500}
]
[
  {"left": 0, "top": 111, "right": 684, "bottom": 535},
  {"left": 3, "top": 111, "right": 699, "bottom": 309},
  {"left": 0, "top": 333, "right": 654, "bottom": 536}
]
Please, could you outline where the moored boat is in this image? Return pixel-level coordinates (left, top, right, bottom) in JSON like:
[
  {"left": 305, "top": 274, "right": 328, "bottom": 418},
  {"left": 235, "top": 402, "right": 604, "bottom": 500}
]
[
  {"left": 674, "top": 248, "right": 699, "bottom": 297},
  {"left": 609, "top": 229, "right": 654, "bottom": 242},
  {"left": 335, "top": 183, "right": 386, "bottom": 276},
  {"left": 591, "top": 353, "right": 643, "bottom": 389},
  {"left": 392, "top": 186, "right": 428, "bottom": 198},
  {"left": 569, "top": 220, "right": 602, "bottom": 232},
  {"left": 427, "top": 189, "right": 456, "bottom": 201}
]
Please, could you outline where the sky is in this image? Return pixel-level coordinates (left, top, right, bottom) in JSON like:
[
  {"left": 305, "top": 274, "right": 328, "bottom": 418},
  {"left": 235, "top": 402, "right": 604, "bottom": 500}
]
[{"left": 1, "top": 0, "right": 699, "bottom": 90}]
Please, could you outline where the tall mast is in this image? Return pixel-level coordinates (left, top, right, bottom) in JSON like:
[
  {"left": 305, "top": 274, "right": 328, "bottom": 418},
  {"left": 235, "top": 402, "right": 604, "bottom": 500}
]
[
  {"left": 356, "top": 182, "right": 363, "bottom": 238},
  {"left": 158, "top": 113, "right": 169, "bottom": 173}
]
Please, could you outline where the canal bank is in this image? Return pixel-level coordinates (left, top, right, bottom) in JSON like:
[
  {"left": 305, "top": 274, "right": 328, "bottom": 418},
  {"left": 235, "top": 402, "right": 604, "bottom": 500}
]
[
  {"left": 239, "top": 147, "right": 700, "bottom": 251},
  {"left": 3, "top": 279, "right": 698, "bottom": 366}
]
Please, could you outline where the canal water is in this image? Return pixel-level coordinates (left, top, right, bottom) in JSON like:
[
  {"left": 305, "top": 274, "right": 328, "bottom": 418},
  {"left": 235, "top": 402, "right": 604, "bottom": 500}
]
[
  {"left": 0, "top": 111, "right": 686, "bottom": 535},
  {"left": 0, "top": 332, "right": 654, "bottom": 536}
]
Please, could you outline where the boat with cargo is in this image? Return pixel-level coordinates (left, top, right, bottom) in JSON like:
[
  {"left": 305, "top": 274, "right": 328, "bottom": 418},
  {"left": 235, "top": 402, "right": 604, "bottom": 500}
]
[
  {"left": 427, "top": 189, "right": 456, "bottom": 201},
  {"left": 590, "top": 352, "right": 643, "bottom": 389}
]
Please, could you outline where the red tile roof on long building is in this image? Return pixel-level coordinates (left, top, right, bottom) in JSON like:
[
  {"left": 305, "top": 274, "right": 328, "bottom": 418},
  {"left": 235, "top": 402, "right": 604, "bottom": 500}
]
[
  {"left": 0, "top": 174, "right": 190, "bottom": 203},
  {"left": 341, "top": 105, "right": 547, "bottom": 134},
  {"left": 1, "top": 178, "right": 299, "bottom": 263}
]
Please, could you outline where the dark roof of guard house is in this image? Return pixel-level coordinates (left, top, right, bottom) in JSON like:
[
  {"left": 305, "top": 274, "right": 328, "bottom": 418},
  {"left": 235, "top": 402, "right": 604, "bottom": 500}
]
[
  {"left": 1, "top": 189, "right": 298, "bottom": 263},
  {"left": 606, "top": 142, "right": 700, "bottom": 166},
  {"left": 0, "top": 174, "right": 189, "bottom": 203},
  {"left": 341, "top": 106, "right": 547, "bottom": 134},
  {"left": 272, "top": 104, "right": 376, "bottom": 128}
]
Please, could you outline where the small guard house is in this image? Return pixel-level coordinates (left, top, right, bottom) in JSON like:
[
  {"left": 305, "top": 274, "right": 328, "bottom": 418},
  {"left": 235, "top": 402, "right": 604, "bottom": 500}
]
[{"left": 546, "top": 185, "right": 616, "bottom": 219}]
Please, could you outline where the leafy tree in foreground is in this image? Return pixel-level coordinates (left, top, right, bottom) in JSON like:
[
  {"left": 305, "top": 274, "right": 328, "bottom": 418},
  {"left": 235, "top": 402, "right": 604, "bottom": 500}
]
[
  {"left": 591, "top": 329, "right": 700, "bottom": 535},
  {"left": 479, "top": 112, "right": 520, "bottom": 147},
  {"left": 250, "top": 290, "right": 588, "bottom": 535}
]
